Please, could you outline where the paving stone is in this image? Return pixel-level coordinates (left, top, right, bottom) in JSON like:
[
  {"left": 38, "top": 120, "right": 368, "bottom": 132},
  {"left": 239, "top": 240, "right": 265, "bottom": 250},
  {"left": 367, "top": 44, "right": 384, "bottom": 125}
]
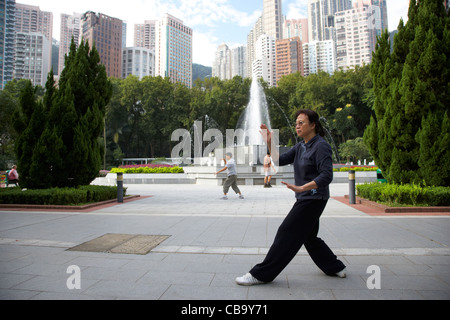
[{"left": 0, "top": 184, "right": 449, "bottom": 301}]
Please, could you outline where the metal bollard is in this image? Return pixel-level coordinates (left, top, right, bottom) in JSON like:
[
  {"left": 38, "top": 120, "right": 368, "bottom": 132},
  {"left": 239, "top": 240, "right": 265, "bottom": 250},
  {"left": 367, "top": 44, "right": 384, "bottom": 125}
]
[
  {"left": 117, "top": 172, "right": 123, "bottom": 203},
  {"left": 349, "top": 170, "right": 356, "bottom": 204}
]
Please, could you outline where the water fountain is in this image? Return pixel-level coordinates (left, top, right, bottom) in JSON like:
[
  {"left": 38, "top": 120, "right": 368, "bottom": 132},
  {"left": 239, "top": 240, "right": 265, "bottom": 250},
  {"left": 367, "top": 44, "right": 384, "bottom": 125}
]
[
  {"left": 182, "top": 78, "right": 295, "bottom": 186},
  {"left": 319, "top": 117, "right": 341, "bottom": 163},
  {"left": 236, "top": 78, "right": 272, "bottom": 146},
  {"left": 230, "top": 78, "right": 272, "bottom": 166}
]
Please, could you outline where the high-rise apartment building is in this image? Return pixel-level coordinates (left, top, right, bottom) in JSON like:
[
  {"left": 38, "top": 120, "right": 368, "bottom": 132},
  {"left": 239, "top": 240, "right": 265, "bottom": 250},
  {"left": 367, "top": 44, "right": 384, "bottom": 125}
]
[
  {"left": 122, "top": 47, "right": 154, "bottom": 80},
  {"left": 15, "top": 3, "right": 52, "bottom": 42},
  {"left": 134, "top": 20, "right": 156, "bottom": 51},
  {"left": 263, "top": 0, "right": 283, "bottom": 40},
  {"left": 213, "top": 43, "right": 231, "bottom": 80},
  {"left": 283, "top": 19, "right": 309, "bottom": 44},
  {"left": 231, "top": 45, "right": 246, "bottom": 78},
  {"left": 371, "top": 0, "right": 388, "bottom": 31},
  {"left": 0, "top": 0, "right": 16, "bottom": 89},
  {"left": 155, "top": 14, "right": 193, "bottom": 88},
  {"left": 58, "top": 12, "right": 82, "bottom": 75},
  {"left": 253, "top": 34, "right": 276, "bottom": 86},
  {"left": 335, "top": 1, "right": 384, "bottom": 70},
  {"left": 275, "top": 37, "right": 304, "bottom": 83},
  {"left": 303, "top": 40, "right": 336, "bottom": 76},
  {"left": 122, "top": 22, "right": 127, "bottom": 48},
  {"left": 14, "top": 3, "right": 53, "bottom": 79},
  {"left": 81, "top": 11, "right": 123, "bottom": 78},
  {"left": 308, "top": 0, "right": 322, "bottom": 41},
  {"left": 246, "top": 16, "right": 263, "bottom": 79},
  {"left": 212, "top": 43, "right": 246, "bottom": 80},
  {"left": 248, "top": 0, "right": 283, "bottom": 81},
  {"left": 308, "top": 0, "right": 352, "bottom": 42},
  {"left": 14, "top": 32, "right": 50, "bottom": 86}
]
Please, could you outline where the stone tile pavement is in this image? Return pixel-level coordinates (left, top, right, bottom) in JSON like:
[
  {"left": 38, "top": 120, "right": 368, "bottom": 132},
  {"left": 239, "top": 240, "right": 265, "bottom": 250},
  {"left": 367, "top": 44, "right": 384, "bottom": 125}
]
[{"left": 0, "top": 183, "right": 449, "bottom": 301}]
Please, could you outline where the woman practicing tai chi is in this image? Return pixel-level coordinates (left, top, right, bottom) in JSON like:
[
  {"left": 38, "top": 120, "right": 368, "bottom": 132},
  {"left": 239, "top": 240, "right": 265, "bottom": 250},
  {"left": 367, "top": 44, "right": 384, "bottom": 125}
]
[{"left": 236, "top": 109, "right": 346, "bottom": 286}]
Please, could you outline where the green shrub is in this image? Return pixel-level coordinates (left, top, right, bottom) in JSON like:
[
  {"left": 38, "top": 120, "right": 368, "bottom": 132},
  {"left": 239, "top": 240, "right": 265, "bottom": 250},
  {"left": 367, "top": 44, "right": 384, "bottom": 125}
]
[
  {"left": 334, "top": 166, "right": 378, "bottom": 172},
  {"left": 110, "top": 166, "right": 184, "bottom": 174},
  {"left": 78, "top": 185, "right": 124, "bottom": 203},
  {"left": 0, "top": 185, "right": 125, "bottom": 206},
  {"left": 425, "top": 187, "right": 450, "bottom": 206},
  {"left": 356, "top": 183, "right": 450, "bottom": 207}
]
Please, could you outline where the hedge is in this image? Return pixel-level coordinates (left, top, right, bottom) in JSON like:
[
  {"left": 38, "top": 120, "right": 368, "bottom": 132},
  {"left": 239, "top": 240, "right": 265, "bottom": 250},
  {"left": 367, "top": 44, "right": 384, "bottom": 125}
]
[
  {"left": 356, "top": 183, "right": 450, "bottom": 207},
  {"left": 334, "top": 166, "right": 378, "bottom": 172},
  {"left": 110, "top": 166, "right": 184, "bottom": 174},
  {"left": 0, "top": 185, "right": 126, "bottom": 206}
]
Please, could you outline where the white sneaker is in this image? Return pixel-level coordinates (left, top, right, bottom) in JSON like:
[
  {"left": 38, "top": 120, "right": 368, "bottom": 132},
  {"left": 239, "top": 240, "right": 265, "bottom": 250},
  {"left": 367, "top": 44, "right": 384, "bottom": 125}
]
[
  {"left": 335, "top": 268, "right": 347, "bottom": 278},
  {"left": 220, "top": 195, "right": 228, "bottom": 200},
  {"left": 235, "top": 273, "right": 264, "bottom": 286}
]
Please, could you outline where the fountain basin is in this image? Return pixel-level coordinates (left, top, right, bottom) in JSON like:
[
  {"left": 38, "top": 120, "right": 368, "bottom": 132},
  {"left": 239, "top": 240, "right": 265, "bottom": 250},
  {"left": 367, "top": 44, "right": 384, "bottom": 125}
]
[{"left": 183, "top": 165, "right": 295, "bottom": 186}]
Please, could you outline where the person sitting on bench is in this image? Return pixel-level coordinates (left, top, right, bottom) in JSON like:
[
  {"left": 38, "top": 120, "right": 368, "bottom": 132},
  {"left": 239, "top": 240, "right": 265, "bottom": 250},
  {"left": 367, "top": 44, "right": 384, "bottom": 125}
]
[{"left": 7, "top": 165, "right": 19, "bottom": 187}]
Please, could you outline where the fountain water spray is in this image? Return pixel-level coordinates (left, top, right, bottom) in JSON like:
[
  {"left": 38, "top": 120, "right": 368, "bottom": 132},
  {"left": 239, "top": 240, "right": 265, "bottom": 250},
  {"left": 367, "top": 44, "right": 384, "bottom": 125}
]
[{"left": 236, "top": 78, "right": 272, "bottom": 146}]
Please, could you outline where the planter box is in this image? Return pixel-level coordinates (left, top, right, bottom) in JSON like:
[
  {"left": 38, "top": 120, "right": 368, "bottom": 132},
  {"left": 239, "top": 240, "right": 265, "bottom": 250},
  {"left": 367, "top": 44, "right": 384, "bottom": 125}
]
[
  {"left": 91, "top": 170, "right": 377, "bottom": 185},
  {"left": 91, "top": 173, "right": 195, "bottom": 185}
]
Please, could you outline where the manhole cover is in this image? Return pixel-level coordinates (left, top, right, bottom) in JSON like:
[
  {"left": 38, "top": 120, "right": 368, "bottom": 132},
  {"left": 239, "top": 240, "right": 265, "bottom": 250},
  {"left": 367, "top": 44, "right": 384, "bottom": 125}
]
[{"left": 67, "top": 234, "right": 170, "bottom": 255}]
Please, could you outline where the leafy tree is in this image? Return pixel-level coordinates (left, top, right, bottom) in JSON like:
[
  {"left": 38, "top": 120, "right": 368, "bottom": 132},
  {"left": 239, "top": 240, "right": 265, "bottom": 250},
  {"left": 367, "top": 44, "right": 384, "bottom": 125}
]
[
  {"left": 266, "top": 72, "right": 302, "bottom": 146},
  {"left": 339, "top": 137, "right": 373, "bottom": 163},
  {"left": 364, "top": 0, "right": 449, "bottom": 186},
  {"left": 333, "top": 65, "right": 373, "bottom": 137},
  {"left": 0, "top": 84, "right": 20, "bottom": 168},
  {"left": 331, "top": 104, "right": 359, "bottom": 144},
  {"left": 104, "top": 78, "right": 129, "bottom": 166},
  {"left": 290, "top": 71, "right": 338, "bottom": 118}
]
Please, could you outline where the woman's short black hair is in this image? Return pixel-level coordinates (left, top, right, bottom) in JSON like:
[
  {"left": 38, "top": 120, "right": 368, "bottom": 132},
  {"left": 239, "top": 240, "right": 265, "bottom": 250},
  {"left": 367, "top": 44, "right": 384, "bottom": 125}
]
[{"left": 295, "top": 109, "right": 325, "bottom": 137}]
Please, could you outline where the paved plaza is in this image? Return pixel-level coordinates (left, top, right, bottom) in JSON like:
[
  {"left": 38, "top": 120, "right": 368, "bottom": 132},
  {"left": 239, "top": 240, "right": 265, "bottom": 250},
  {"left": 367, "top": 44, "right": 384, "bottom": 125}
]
[{"left": 0, "top": 183, "right": 449, "bottom": 301}]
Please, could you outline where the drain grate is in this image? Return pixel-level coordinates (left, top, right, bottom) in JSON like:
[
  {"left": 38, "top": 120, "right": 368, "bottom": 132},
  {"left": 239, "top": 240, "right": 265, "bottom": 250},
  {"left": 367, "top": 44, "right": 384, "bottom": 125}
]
[{"left": 67, "top": 234, "right": 170, "bottom": 255}]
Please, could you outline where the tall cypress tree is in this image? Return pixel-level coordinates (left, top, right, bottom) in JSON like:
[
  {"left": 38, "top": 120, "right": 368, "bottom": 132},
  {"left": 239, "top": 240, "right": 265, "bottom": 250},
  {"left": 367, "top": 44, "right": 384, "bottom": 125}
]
[
  {"left": 14, "top": 38, "right": 112, "bottom": 188},
  {"left": 12, "top": 81, "right": 45, "bottom": 188},
  {"left": 28, "top": 70, "right": 63, "bottom": 189},
  {"left": 364, "top": 0, "right": 449, "bottom": 186},
  {"left": 50, "top": 38, "right": 112, "bottom": 187}
]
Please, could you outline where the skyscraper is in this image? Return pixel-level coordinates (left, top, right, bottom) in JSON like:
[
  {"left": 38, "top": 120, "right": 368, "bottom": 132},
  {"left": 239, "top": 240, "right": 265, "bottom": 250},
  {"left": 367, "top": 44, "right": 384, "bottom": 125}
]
[
  {"left": 283, "top": 19, "right": 309, "bottom": 44},
  {"left": 276, "top": 37, "right": 304, "bottom": 83},
  {"left": 263, "top": 0, "right": 283, "bottom": 40},
  {"left": 14, "top": 32, "right": 50, "bottom": 86},
  {"left": 248, "top": 0, "right": 283, "bottom": 80},
  {"left": 308, "top": 0, "right": 352, "bottom": 42},
  {"left": 81, "top": 11, "right": 123, "bottom": 78},
  {"left": 246, "top": 16, "right": 263, "bottom": 79},
  {"left": 0, "top": 0, "right": 16, "bottom": 89},
  {"left": 14, "top": 3, "right": 53, "bottom": 79},
  {"left": 155, "top": 14, "right": 193, "bottom": 88},
  {"left": 134, "top": 20, "right": 157, "bottom": 51},
  {"left": 335, "top": 0, "right": 384, "bottom": 70},
  {"left": 303, "top": 40, "right": 336, "bottom": 76},
  {"left": 231, "top": 45, "right": 246, "bottom": 79},
  {"left": 15, "top": 3, "right": 53, "bottom": 43},
  {"left": 59, "top": 12, "right": 82, "bottom": 76},
  {"left": 371, "top": 0, "right": 388, "bottom": 31},
  {"left": 213, "top": 43, "right": 231, "bottom": 80},
  {"left": 253, "top": 34, "right": 276, "bottom": 86},
  {"left": 212, "top": 43, "right": 246, "bottom": 80},
  {"left": 122, "top": 47, "right": 154, "bottom": 80}
]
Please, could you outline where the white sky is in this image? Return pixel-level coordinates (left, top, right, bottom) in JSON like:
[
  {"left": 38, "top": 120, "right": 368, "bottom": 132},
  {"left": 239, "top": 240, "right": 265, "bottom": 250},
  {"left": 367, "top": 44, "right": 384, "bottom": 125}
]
[{"left": 20, "top": 0, "right": 410, "bottom": 66}]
